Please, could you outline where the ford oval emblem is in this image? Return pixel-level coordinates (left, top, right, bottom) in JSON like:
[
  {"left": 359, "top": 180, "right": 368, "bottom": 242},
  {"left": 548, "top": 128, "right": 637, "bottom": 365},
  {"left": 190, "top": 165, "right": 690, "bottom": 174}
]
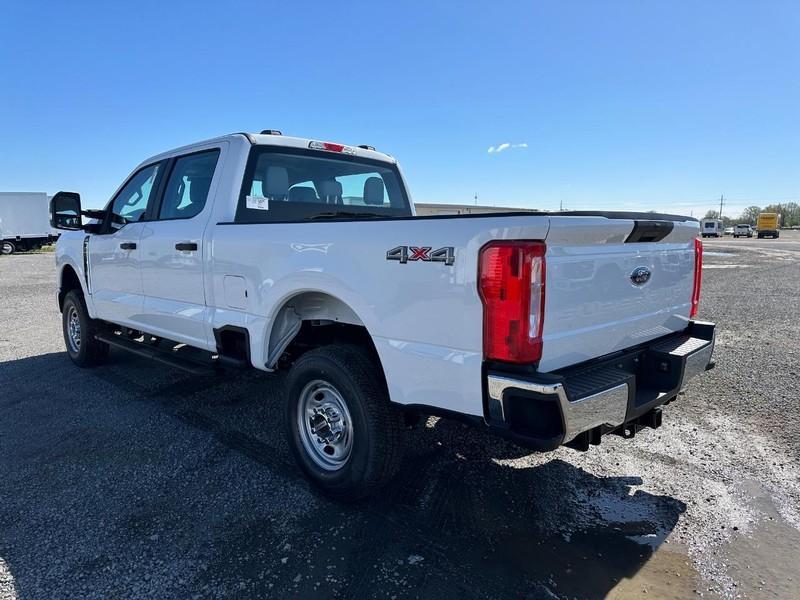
[{"left": 630, "top": 266, "right": 652, "bottom": 286}]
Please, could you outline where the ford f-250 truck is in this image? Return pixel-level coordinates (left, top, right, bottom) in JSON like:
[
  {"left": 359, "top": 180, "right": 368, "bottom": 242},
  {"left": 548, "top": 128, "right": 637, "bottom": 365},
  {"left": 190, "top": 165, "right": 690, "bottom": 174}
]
[{"left": 50, "top": 131, "right": 715, "bottom": 500}]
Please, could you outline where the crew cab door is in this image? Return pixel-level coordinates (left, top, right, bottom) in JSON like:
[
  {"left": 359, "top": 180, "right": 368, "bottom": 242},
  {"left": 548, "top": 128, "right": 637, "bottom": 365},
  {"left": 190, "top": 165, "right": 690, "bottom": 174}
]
[
  {"left": 137, "top": 147, "right": 223, "bottom": 349},
  {"left": 88, "top": 162, "right": 164, "bottom": 326}
]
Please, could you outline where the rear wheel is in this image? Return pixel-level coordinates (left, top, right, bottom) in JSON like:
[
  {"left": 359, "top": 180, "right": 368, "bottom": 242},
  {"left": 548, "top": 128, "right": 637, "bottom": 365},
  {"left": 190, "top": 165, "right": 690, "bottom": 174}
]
[
  {"left": 285, "top": 344, "right": 404, "bottom": 501},
  {"left": 62, "top": 290, "right": 109, "bottom": 367},
  {"left": 1, "top": 241, "right": 15, "bottom": 255}
]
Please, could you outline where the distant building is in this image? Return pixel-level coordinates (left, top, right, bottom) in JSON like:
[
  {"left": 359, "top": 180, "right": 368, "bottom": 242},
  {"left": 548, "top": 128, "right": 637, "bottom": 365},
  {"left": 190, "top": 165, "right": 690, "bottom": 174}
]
[{"left": 414, "top": 203, "right": 538, "bottom": 216}]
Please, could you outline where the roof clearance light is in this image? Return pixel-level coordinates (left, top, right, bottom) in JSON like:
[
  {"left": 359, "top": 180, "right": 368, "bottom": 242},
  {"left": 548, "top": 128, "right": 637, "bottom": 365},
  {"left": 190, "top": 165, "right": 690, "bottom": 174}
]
[
  {"left": 308, "top": 141, "right": 356, "bottom": 155},
  {"left": 260, "top": 130, "right": 282, "bottom": 135}
]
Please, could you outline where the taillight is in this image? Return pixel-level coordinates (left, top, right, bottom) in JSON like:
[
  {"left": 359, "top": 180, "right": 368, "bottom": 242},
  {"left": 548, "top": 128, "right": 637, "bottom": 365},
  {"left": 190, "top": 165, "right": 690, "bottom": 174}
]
[
  {"left": 690, "top": 237, "right": 703, "bottom": 317},
  {"left": 478, "top": 241, "right": 546, "bottom": 363}
]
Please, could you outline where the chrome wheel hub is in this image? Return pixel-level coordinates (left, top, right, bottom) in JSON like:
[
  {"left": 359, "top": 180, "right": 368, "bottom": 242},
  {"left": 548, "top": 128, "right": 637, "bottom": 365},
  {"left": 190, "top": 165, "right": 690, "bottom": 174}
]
[
  {"left": 297, "top": 380, "right": 353, "bottom": 471},
  {"left": 67, "top": 306, "right": 81, "bottom": 353}
]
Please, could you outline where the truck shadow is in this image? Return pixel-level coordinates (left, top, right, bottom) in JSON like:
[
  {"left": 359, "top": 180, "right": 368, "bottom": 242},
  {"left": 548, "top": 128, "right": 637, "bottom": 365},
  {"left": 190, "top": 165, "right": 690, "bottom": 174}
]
[
  {"left": 0, "top": 351, "right": 689, "bottom": 599},
  {"left": 371, "top": 418, "right": 690, "bottom": 597}
]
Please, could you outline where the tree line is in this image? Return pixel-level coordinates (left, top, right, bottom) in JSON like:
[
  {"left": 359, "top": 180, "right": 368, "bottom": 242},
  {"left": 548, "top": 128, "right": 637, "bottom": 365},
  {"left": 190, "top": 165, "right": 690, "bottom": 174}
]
[{"left": 704, "top": 202, "right": 800, "bottom": 228}]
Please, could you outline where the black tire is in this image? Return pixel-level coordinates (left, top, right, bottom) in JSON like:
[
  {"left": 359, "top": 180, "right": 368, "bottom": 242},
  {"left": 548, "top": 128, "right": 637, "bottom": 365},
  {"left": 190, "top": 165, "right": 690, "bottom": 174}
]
[
  {"left": 1, "top": 241, "right": 15, "bottom": 255},
  {"left": 62, "top": 290, "right": 109, "bottom": 367},
  {"left": 285, "top": 344, "right": 404, "bottom": 501}
]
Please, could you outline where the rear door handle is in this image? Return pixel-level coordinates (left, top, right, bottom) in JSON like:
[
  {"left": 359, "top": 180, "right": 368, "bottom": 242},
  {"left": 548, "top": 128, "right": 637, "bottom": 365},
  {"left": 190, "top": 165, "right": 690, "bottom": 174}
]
[
  {"left": 175, "top": 242, "right": 198, "bottom": 251},
  {"left": 119, "top": 242, "right": 137, "bottom": 250}
]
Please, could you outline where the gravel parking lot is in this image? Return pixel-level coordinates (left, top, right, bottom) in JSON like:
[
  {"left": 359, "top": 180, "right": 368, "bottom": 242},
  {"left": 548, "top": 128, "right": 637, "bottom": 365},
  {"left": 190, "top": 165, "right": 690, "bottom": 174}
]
[{"left": 1, "top": 233, "right": 799, "bottom": 599}]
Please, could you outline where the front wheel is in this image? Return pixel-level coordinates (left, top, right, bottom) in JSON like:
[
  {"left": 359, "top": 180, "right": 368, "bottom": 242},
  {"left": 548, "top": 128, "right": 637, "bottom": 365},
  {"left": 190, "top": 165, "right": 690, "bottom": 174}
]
[
  {"left": 1, "top": 241, "right": 15, "bottom": 255},
  {"left": 62, "top": 290, "right": 109, "bottom": 367},
  {"left": 284, "top": 344, "right": 404, "bottom": 501}
]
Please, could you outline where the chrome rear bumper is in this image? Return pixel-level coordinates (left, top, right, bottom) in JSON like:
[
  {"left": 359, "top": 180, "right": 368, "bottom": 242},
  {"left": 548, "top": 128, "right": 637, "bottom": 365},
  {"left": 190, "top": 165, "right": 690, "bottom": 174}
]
[
  {"left": 484, "top": 320, "right": 716, "bottom": 450},
  {"left": 487, "top": 377, "right": 629, "bottom": 443}
]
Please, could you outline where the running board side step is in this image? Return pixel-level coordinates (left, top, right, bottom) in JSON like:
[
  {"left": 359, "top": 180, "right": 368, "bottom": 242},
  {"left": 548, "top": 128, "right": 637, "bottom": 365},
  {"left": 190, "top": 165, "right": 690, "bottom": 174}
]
[{"left": 95, "top": 333, "right": 220, "bottom": 376}]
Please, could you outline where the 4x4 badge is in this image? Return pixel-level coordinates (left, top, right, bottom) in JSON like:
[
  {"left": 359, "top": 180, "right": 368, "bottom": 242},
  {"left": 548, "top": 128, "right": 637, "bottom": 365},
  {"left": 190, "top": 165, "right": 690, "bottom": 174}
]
[{"left": 386, "top": 246, "right": 455, "bottom": 266}]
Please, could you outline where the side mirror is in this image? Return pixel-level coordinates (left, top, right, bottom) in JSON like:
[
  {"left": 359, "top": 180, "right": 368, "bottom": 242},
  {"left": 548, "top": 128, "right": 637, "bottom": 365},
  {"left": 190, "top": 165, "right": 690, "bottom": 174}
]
[{"left": 50, "top": 191, "right": 83, "bottom": 230}]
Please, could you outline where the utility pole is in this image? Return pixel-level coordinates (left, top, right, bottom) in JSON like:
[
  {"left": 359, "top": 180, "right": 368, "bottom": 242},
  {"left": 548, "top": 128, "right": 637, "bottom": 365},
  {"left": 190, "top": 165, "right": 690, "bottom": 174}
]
[
  {"left": 559, "top": 199, "right": 563, "bottom": 211},
  {"left": 719, "top": 194, "right": 724, "bottom": 220}
]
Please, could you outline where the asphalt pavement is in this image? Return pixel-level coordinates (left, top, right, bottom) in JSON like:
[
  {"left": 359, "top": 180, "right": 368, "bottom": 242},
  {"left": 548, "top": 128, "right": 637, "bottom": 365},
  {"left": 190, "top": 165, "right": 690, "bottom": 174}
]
[{"left": 1, "top": 233, "right": 799, "bottom": 599}]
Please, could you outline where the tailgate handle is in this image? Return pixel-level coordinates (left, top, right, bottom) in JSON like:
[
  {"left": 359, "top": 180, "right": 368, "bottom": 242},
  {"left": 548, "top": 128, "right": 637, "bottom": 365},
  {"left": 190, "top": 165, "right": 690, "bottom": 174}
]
[
  {"left": 175, "top": 242, "right": 198, "bottom": 251},
  {"left": 119, "top": 242, "right": 137, "bottom": 250},
  {"left": 625, "top": 220, "right": 674, "bottom": 243}
]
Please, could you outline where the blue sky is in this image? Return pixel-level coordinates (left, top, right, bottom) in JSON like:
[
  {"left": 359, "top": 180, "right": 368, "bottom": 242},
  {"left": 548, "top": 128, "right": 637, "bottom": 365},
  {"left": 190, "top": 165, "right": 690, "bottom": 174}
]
[{"left": 1, "top": 1, "right": 798, "bottom": 218}]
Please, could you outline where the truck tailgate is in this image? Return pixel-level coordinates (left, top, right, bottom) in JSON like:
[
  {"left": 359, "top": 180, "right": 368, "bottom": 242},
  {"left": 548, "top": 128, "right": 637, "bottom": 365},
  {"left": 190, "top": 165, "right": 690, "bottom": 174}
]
[{"left": 540, "top": 216, "right": 698, "bottom": 372}]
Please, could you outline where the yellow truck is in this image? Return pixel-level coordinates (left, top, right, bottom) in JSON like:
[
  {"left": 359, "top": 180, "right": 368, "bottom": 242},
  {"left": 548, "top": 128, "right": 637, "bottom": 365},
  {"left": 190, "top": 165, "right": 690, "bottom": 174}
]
[{"left": 757, "top": 213, "right": 780, "bottom": 239}]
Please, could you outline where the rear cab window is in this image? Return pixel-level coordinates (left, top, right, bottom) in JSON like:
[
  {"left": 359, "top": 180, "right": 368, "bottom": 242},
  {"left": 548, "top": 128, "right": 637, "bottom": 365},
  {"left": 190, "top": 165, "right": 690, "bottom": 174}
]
[{"left": 235, "top": 146, "right": 412, "bottom": 223}]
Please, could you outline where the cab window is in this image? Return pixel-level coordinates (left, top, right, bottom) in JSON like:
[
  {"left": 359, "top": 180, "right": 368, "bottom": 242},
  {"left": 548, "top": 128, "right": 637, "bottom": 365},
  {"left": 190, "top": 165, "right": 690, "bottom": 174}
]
[
  {"left": 236, "top": 147, "right": 411, "bottom": 223},
  {"left": 158, "top": 150, "right": 220, "bottom": 220},
  {"left": 109, "top": 163, "right": 161, "bottom": 229}
]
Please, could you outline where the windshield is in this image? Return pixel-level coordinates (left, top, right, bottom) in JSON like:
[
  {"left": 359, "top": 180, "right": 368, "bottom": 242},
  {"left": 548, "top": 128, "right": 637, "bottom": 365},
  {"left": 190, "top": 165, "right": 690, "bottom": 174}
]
[{"left": 235, "top": 147, "right": 412, "bottom": 223}]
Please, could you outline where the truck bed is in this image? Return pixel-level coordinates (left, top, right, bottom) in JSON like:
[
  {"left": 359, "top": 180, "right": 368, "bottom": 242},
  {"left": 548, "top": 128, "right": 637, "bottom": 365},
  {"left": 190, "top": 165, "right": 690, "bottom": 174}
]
[{"left": 208, "top": 211, "right": 699, "bottom": 417}]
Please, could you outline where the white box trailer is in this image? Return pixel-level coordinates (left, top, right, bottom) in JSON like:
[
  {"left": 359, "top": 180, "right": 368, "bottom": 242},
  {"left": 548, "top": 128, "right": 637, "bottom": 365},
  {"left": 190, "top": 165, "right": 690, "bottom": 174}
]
[{"left": 0, "top": 192, "right": 58, "bottom": 254}]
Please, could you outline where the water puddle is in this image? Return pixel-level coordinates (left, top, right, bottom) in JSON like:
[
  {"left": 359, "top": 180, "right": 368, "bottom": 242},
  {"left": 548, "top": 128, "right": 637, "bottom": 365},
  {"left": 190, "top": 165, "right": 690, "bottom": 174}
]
[
  {"left": 608, "top": 545, "right": 700, "bottom": 599},
  {"left": 718, "top": 480, "right": 800, "bottom": 599},
  {"left": 497, "top": 527, "right": 701, "bottom": 599}
]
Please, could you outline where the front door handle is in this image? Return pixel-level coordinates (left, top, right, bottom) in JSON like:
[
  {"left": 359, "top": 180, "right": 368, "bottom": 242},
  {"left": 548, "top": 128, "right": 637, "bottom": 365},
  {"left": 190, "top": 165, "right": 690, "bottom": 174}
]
[
  {"left": 175, "top": 242, "right": 198, "bottom": 251},
  {"left": 119, "top": 242, "right": 137, "bottom": 250}
]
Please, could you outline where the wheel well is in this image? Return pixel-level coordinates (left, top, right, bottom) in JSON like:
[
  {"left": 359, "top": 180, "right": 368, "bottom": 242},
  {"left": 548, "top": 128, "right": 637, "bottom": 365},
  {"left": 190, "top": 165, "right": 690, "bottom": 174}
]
[
  {"left": 266, "top": 291, "right": 382, "bottom": 373},
  {"left": 265, "top": 291, "right": 365, "bottom": 366},
  {"left": 280, "top": 321, "right": 383, "bottom": 371},
  {"left": 58, "top": 265, "right": 82, "bottom": 312}
]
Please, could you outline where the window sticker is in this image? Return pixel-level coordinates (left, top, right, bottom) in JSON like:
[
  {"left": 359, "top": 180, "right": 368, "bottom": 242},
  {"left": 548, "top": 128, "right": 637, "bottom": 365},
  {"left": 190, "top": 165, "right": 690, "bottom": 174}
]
[{"left": 246, "top": 195, "right": 269, "bottom": 211}]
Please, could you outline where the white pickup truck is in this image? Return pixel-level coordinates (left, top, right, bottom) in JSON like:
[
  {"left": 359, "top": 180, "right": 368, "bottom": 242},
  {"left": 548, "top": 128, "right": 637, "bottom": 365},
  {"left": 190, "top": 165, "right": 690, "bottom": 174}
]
[{"left": 51, "top": 131, "right": 715, "bottom": 500}]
